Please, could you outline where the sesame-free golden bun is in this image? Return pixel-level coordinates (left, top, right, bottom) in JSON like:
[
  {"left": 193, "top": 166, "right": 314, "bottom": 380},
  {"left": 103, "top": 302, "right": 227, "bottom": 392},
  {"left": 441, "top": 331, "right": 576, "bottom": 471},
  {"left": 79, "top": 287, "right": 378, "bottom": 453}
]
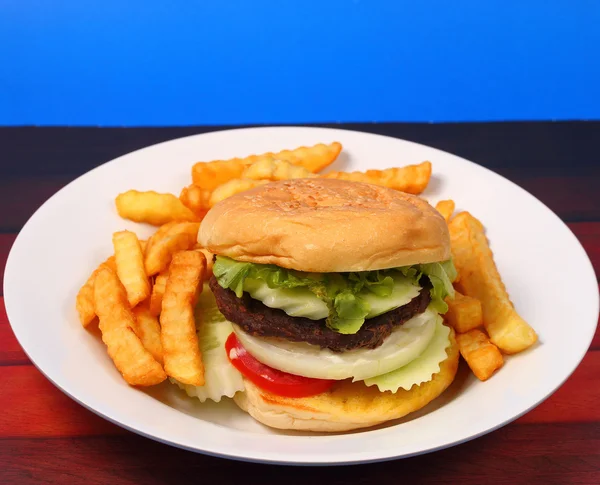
[
  {"left": 233, "top": 329, "right": 459, "bottom": 432},
  {"left": 199, "top": 178, "right": 450, "bottom": 272}
]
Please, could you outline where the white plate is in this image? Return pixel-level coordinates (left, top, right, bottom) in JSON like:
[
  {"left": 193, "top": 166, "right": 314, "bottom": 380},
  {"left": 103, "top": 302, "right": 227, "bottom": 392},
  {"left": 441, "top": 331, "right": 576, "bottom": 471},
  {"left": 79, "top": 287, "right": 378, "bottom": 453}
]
[{"left": 4, "top": 127, "right": 598, "bottom": 465}]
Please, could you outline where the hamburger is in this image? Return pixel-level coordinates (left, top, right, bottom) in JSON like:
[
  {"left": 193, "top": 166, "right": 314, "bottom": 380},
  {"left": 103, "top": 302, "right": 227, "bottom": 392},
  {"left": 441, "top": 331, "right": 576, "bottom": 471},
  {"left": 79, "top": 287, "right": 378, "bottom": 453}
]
[{"left": 198, "top": 178, "right": 459, "bottom": 432}]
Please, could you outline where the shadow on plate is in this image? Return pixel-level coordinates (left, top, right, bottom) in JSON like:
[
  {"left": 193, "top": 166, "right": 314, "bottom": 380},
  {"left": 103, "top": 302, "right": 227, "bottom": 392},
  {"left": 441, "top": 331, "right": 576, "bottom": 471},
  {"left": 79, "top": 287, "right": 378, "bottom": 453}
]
[
  {"left": 140, "top": 361, "right": 473, "bottom": 436},
  {"left": 421, "top": 174, "right": 444, "bottom": 199},
  {"left": 322, "top": 151, "right": 350, "bottom": 173}
]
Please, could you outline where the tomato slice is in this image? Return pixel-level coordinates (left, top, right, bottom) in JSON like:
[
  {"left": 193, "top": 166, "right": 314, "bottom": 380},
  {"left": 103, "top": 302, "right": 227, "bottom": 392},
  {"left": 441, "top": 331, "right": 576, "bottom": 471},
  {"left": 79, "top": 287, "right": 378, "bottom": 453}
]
[{"left": 225, "top": 333, "right": 335, "bottom": 398}]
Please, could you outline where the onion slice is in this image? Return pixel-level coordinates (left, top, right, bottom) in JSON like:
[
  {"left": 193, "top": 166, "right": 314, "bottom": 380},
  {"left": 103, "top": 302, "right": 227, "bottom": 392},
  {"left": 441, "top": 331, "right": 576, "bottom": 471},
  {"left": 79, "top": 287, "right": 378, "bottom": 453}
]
[{"left": 232, "top": 308, "right": 438, "bottom": 381}]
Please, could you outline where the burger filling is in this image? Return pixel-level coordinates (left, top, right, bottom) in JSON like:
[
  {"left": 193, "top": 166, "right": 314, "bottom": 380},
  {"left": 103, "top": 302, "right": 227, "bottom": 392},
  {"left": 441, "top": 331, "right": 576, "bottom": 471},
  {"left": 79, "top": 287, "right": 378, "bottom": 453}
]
[
  {"left": 210, "top": 255, "right": 457, "bottom": 392},
  {"left": 209, "top": 277, "right": 431, "bottom": 352},
  {"left": 213, "top": 256, "right": 456, "bottom": 332}
]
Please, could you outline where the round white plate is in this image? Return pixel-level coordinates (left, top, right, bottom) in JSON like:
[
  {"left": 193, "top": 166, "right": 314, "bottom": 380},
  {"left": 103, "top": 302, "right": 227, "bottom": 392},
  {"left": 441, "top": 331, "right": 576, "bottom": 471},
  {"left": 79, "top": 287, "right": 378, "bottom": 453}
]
[{"left": 4, "top": 127, "right": 598, "bottom": 465}]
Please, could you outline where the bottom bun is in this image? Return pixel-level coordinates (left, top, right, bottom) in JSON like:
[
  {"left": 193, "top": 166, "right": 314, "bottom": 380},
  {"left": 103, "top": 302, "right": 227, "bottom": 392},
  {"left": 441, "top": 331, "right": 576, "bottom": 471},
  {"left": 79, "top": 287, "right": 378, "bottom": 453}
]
[{"left": 233, "top": 327, "right": 459, "bottom": 432}]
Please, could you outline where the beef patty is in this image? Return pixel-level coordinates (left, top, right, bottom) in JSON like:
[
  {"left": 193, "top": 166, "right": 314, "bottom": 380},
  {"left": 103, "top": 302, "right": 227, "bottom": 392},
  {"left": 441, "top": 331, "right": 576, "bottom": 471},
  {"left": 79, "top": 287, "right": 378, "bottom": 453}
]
[{"left": 209, "top": 276, "right": 431, "bottom": 352}]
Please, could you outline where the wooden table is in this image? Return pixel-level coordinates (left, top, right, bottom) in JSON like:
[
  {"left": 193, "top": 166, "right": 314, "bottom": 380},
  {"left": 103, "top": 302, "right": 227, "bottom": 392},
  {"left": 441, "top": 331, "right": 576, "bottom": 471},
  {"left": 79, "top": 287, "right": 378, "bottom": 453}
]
[{"left": 1, "top": 123, "right": 599, "bottom": 484}]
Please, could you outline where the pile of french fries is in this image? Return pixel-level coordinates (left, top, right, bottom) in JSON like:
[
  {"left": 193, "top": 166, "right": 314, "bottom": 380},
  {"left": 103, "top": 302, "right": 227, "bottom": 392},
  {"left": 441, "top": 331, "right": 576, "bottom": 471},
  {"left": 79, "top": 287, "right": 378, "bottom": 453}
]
[
  {"left": 76, "top": 224, "right": 209, "bottom": 386},
  {"left": 435, "top": 201, "right": 538, "bottom": 381},
  {"left": 76, "top": 140, "right": 536, "bottom": 389},
  {"left": 115, "top": 142, "right": 432, "bottom": 223}
]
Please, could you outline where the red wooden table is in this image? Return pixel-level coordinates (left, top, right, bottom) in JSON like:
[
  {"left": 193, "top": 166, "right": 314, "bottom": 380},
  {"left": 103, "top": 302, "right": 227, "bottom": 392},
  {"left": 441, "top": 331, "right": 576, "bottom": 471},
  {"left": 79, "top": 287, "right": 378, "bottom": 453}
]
[{"left": 1, "top": 124, "right": 599, "bottom": 484}]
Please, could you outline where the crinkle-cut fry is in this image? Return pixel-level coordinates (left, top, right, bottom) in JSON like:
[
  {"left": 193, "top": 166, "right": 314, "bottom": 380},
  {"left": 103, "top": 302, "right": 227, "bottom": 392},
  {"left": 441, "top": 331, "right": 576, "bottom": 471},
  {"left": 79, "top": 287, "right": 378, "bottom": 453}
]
[
  {"left": 242, "top": 157, "right": 316, "bottom": 181},
  {"left": 112, "top": 230, "right": 151, "bottom": 307},
  {"left": 191, "top": 160, "right": 247, "bottom": 191},
  {"left": 449, "top": 212, "right": 538, "bottom": 353},
  {"left": 268, "top": 142, "right": 342, "bottom": 173},
  {"left": 115, "top": 190, "right": 199, "bottom": 226},
  {"left": 444, "top": 290, "right": 483, "bottom": 334},
  {"left": 323, "top": 161, "right": 432, "bottom": 194},
  {"left": 179, "top": 184, "right": 211, "bottom": 217},
  {"left": 132, "top": 302, "right": 164, "bottom": 365},
  {"left": 150, "top": 271, "right": 168, "bottom": 316},
  {"left": 76, "top": 256, "right": 116, "bottom": 327},
  {"left": 191, "top": 142, "right": 343, "bottom": 189},
  {"left": 195, "top": 248, "right": 215, "bottom": 278},
  {"left": 93, "top": 267, "right": 166, "bottom": 386},
  {"left": 456, "top": 329, "right": 504, "bottom": 381},
  {"left": 144, "top": 221, "right": 200, "bottom": 276},
  {"left": 435, "top": 200, "right": 455, "bottom": 223},
  {"left": 160, "top": 251, "right": 206, "bottom": 386},
  {"left": 145, "top": 221, "right": 178, "bottom": 253},
  {"left": 208, "top": 179, "right": 269, "bottom": 207}
]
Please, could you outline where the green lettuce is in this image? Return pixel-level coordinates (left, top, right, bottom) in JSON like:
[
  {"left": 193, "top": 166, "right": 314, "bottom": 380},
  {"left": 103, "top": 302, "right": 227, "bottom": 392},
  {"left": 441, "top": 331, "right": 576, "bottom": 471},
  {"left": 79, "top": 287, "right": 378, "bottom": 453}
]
[
  {"left": 418, "top": 262, "right": 456, "bottom": 313},
  {"left": 213, "top": 256, "right": 456, "bottom": 334}
]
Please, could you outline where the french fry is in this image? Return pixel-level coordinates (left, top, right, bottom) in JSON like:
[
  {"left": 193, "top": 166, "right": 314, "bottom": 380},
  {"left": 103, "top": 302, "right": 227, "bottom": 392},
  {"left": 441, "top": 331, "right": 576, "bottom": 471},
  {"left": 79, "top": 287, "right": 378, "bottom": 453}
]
[
  {"left": 323, "top": 161, "right": 431, "bottom": 194},
  {"left": 449, "top": 212, "right": 538, "bottom": 353},
  {"left": 456, "top": 329, "right": 504, "bottom": 381},
  {"left": 150, "top": 271, "right": 168, "bottom": 316},
  {"left": 268, "top": 142, "right": 342, "bottom": 173},
  {"left": 93, "top": 267, "right": 166, "bottom": 386},
  {"left": 191, "top": 142, "right": 342, "bottom": 189},
  {"left": 132, "top": 302, "right": 164, "bottom": 365},
  {"left": 445, "top": 290, "right": 483, "bottom": 334},
  {"left": 144, "top": 221, "right": 200, "bottom": 276},
  {"left": 208, "top": 179, "right": 269, "bottom": 207},
  {"left": 179, "top": 184, "right": 211, "bottom": 217},
  {"left": 115, "top": 190, "right": 199, "bottom": 226},
  {"left": 196, "top": 248, "right": 214, "bottom": 278},
  {"left": 76, "top": 278, "right": 97, "bottom": 327},
  {"left": 191, "top": 160, "right": 247, "bottom": 191},
  {"left": 160, "top": 251, "right": 206, "bottom": 385},
  {"left": 145, "top": 221, "right": 177, "bottom": 254},
  {"left": 435, "top": 200, "right": 455, "bottom": 223},
  {"left": 112, "top": 230, "right": 151, "bottom": 307},
  {"left": 242, "top": 157, "right": 316, "bottom": 181},
  {"left": 76, "top": 256, "right": 116, "bottom": 327}
]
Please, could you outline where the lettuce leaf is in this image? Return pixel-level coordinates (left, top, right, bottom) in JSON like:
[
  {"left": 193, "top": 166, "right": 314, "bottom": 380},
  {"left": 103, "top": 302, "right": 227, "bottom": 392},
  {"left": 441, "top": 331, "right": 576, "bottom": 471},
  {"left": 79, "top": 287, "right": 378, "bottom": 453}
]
[
  {"left": 213, "top": 256, "right": 457, "bottom": 334},
  {"left": 363, "top": 314, "right": 450, "bottom": 392},
  {"left": 418, "top": 262, "right": 456, "bottom": 313},
  {"left": 331, "top": 290, "right": 371, "bottom": 334}
]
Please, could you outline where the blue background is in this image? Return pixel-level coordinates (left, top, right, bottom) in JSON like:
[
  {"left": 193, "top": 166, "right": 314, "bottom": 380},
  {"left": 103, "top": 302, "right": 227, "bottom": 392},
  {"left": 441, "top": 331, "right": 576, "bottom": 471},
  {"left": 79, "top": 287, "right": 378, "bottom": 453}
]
[{"left": 1, "top": 1, "right": 598, "bottom": 126}]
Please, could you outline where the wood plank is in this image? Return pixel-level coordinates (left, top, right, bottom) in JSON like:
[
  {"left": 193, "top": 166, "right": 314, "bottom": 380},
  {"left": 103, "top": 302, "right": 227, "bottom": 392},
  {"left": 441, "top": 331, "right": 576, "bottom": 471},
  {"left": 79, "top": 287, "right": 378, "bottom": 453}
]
[
  {"left": 351, "top": 121, "right": 600, "bottom": 178},
  {"left": 2, "top": 123, "right": 599, "bottom": 178},
  {"left": 0, "top": 126, "right": 212, "bottom": 176},
  {"left": 592, "top": 299, "right": 600, "bottom": 351},
  {"left": 514, "top": 177, "right": 600, "bottom": 222},
  {"left": 518, "top": 351, "right": 600, "bottom": 424},
  {"left": 0, "top": 365, "right": 124, "bottom": 437},
  {"left": 565, "top": 223, "right": 600, "bottom": 349},
  {"left": 0, "top": 176, "right": 73, "bottom": 232},
  {"left": 568, "top": 222, "right": 599, "bottom": 350},
  {"left": 0, "top": 351, "right": 597, "bottom": 438},
  {"left": 569, "top": 222, "right": 600, "bottom": 273},
  {"left": 0, "top": 423, "right": 598, "bottom": 485},
  {"left": 0, "top": 298, "right": 29, "bottom": 365},
  {"left": 0, "top": 234, "right": 16, "bottom": 294}
]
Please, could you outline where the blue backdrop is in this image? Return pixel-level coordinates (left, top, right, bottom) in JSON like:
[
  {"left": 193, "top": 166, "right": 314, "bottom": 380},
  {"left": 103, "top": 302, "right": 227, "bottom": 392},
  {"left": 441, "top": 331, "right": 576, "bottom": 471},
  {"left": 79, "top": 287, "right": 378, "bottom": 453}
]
[{"left": 1, "top": 1, "right": 598, "bottom": 126}]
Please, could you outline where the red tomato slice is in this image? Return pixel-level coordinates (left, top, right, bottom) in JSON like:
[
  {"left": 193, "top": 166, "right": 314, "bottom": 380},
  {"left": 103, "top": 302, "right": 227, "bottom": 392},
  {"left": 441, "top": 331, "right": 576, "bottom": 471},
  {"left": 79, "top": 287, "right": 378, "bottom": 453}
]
[{"left": 225, "top": 333, "right": 335, "bottom": 398}]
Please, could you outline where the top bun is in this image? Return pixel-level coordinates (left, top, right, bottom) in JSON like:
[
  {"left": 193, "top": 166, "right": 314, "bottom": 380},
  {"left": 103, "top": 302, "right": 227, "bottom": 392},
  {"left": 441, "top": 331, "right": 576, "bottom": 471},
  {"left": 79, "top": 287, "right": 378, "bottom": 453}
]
[{"left": 199, "top": 178, "right": 450, "bottom": 273}]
